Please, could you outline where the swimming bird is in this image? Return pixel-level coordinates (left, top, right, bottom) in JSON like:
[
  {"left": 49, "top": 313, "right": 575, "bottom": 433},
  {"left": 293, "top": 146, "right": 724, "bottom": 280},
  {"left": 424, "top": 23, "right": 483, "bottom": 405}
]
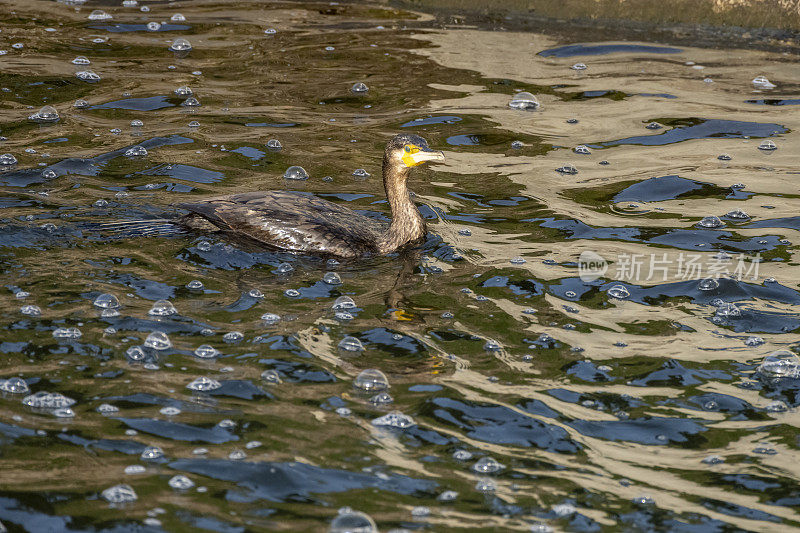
[{"left": 113, "top": 134, "right": 444, "bottom": 258}]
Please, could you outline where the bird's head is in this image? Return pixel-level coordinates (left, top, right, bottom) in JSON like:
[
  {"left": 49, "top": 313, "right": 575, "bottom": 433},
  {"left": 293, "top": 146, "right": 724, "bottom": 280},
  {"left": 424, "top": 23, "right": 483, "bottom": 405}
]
[{"left": 384, "top": 133, "right": 445, "bottom": 170}]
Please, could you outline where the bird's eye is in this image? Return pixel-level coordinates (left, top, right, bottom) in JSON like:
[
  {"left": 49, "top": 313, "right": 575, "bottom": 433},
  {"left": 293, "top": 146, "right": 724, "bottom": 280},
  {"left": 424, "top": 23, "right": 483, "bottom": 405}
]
[{"left": 404, "top": 145, "right": 411, "bottom": 152}]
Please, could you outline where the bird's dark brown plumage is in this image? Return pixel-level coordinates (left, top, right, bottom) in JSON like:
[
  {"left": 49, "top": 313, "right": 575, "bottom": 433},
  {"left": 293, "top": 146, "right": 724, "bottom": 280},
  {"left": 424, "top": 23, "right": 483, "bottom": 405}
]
[{"left": 176, "top": 134, "right": 444, "bottom": 258}]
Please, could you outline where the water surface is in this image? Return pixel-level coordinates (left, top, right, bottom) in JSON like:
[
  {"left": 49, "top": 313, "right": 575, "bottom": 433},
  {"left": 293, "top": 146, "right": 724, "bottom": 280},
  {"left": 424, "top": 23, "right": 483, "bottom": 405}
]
[{"left": 1, "top": 1, "right": 799, "bottom": 531}]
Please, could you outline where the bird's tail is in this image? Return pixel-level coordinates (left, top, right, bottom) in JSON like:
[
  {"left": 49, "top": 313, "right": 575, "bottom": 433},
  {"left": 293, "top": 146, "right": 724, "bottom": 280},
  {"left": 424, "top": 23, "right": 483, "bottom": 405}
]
[{"left": 81, "top": 218, "right": 187, "bottom": 239}]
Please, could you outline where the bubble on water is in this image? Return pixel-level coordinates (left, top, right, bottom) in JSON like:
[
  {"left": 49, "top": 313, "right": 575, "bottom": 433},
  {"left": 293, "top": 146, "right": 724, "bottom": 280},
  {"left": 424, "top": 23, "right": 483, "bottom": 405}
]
[
  {"left": 245, "top": 440, "right": 262, "bottom": 449},
  {"left": 703, "top": 77, "right": 713, "bottom": 83},
  {"left": 260, "top": 313, "right": 281, "bottom": 325},
  {"left": 752, "top": 75, "right": 776, "bottom": 89},
  {"left": 140, "top": 446, "right": 164, "bottom": 461},
  {"left": 88, "top": 9, "right": 112, "bottom": 20},
  {"left": 75, "top": 70, "right": 101, "bottom": 82},
  {"left": 148, "top": 299, "right": 176, "bottom": 316},
  {"left": 325, "top": 46, "right": 335, "bottom": 51},
  {"left": 71, "top": 98, "right": 90, "bottom": 110},
  {"left": 97, "top": 403, "right": 118, "bottom": 414},
  {"left": 743, "top": 335, "right": 764, "bottom": 347},
  {"left": 124, "top": 464, "right": 146, "bottom": 476},
  {"left": 264, "top": 28, "right": 277, "bottom": 35},
  {"left": 171, "top": 13, "right": 186, "bottom": 22},
  {"left": 188, "top": 120, "right": 200, "bottom": 127},
  {"left": 101, "top": 484, "right": 136, "bottom": 503},
  {"left": 53, "top": 327, "right": 82, "bottom": 339},
  {"left": 571, "top": 62, "right": 587, "bottom": 70},
  {"left": 193, "top": 344, "right": 219, "bottom": 359},
  {"left": 555, "top": 164, "right": 578, "bottom": 175},
  {"left": 218, "top": 419, "right": 236, "bottom": 429},
  {"left": 483, "top": 340, "right": 501, "bottom": 351},
  {"left": 23, "top": 391, "right": 75, "bottom": 409},
  {"left": 508, "top": 91, "right": 539, "bottom": 110},
  {"left": 20, "top": 305, "right": 41, "bottom": 316},
  {"left": 437, "top": 490, "right": 459, "bottom": 502},
  {"left": 645, "top": 122, "right": 662, "bottom": 130},
  {"left": 370, "top": 391, "right": 393, "bottom": 405},
  {"left": 284, "top": 166, "right": 309, "bottom": 180},
  {"left": 186, "top": 280, "right": 204, "bottom": 290},
  {"left": 329, "top": 509, "right": 377, "bottom": 533},
  {"left": 727, "top": 209, "right": 750, "bottom": 220},
  {"left": 266, "top": 139, "right": 282, "bottom": 150},
  {"left": 284, "top": 288, "right": 301, "bottom": 298},
  {"left": 144, "top": 331, "right": 171, "bottom": 350},
  {"left": 564, "top": 291, "right": 577, "bottom": 298},
  {"left": 354, "top": 369, "right": 389, "bottom": 392},
  {"left": 336, "top": 407, "right": 351, "bottom": 417},
  {"left": 130, "top": 119, "right": 144, "bottom": 128},
  {"left": 223, "top": 331, "right": 244, "bottom": 343},
  {"left": 766, "top": 400, "right": 788, "bottom": 412},
  {"left": 752, "top": 445, "right": 778, "bottom": 455},
  {"left": 93, "top": 293, "right": 120, "bottom": 309},
  {"left": 168, "top": 474, "right": 194, "bottom": 490},
  {"left": 261, "top": 369, "right": 282, "bottom": 384},
  {"left": 11, "top": 43, "right": 24, "bottom": 50},
  {"left": 352, "top": 168, "right": 370, "bottom": 178},
  {"left": 573, "top": 144, "right": 591, "bottom": 155},
  {"left": 0, "top": 378, "right": 29, "bottom": 394},
  {"left": 228, "top": 449, "right": 247, "bottom": 460},
  {"left": 372, "top": 410, "right": 415, "bottom": 428},
  {"left": 452, "top": 449, "right": 473, "bottom": 461},
  {"left": 170, "top": 38, "right": 192, "bottom": 51},
  {"left": 758, "top": 350, "right": 800, "bottom": 379},
  {"left": 276, "top": 262, "right": 294, "bottom": 273},
  {"left": 187, "top": 377, "right": 222, "bottom": 392},
  {"left": 552, "top": 503, "right": 577, "bottom": 516},
  {"left": 475, "top": 478, "right": 496, "bottom": 492},
  {"left": 351, "top": 82, "right": 369, "bottom": 93},
  {"left": 124, "top": 146, "right": 148, "bottom": 157},
  {"left": 248, "top": 288, "right": 264, "bottom": 299},
  {"left": 146, "top": 21, "right": 161, "bottom": 31},
  {"left": 718, "top": 153, "right": 732, "bottom": 161},
  {"left": 411, "top": 506, "right": 430, "bottom": 518},
  {"left": 182, "top": 96, "right": 201, "bottom": 107},
  {"left": 93, "top": 199, "right": 109, "bottom": 208},
  {"left": 27, "top": 105, "right": 60, "bottom": 124},
  {"left": 472, "top": 456, "right": 504, "bottom": 474},
  {"left": 715, "top": 302, "right": 740, "bottom": 318},
  {"left": 333, "top": 296, "right": 356, "bottom": 310},
  {"left": 338, "top": 336, "right": 364, "bottom": 352},
  {"left": 607, "top": 285, "right": 630, "bottom": 299},
  {"left": 174, "top": 86, "right": 193, "bottom": 98},
  {"left": 758, "top": 139, "right": 777, "bottom": 151},
  {"left": 125, "top": 346, "right": 146, "bottom": 361},
  {"left": 122, "top": 0, "right": 138, "bottom": 6},
  {"left": 0, "top": 154, "right": 18, "bottom": 166},
  {"left": 697, "top": 215, "right": 724, "bottom": 228},
  {"left": 510, "top": 140, "right": 524, "bottom": 149},
  {"left": 697, "top": 277, "right": 719, "bottom": 291},
  {"left": 702, "top": 455, "right": 724, "bottom": 465},
  {"left": 322, "top": 272, "right": 342, "bottom": 285}
]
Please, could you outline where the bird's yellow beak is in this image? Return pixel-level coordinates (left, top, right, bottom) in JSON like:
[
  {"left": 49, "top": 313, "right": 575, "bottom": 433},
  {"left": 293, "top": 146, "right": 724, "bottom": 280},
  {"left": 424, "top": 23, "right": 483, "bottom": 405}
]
[{"left": 402, "top": 145, "right": 445, "bottom": 168}]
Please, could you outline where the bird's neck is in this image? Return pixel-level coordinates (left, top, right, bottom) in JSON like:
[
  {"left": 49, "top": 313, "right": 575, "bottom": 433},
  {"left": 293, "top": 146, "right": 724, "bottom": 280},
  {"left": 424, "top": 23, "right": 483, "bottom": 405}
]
[{"left": 378, "top": 158, "right": 425, "bottom": 254}]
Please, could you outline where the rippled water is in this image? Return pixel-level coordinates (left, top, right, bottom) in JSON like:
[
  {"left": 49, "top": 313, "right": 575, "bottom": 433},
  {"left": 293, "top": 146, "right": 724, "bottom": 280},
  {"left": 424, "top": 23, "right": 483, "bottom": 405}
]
[{"left": 2, "top": 1, "right": 800, "bottom": 531}]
